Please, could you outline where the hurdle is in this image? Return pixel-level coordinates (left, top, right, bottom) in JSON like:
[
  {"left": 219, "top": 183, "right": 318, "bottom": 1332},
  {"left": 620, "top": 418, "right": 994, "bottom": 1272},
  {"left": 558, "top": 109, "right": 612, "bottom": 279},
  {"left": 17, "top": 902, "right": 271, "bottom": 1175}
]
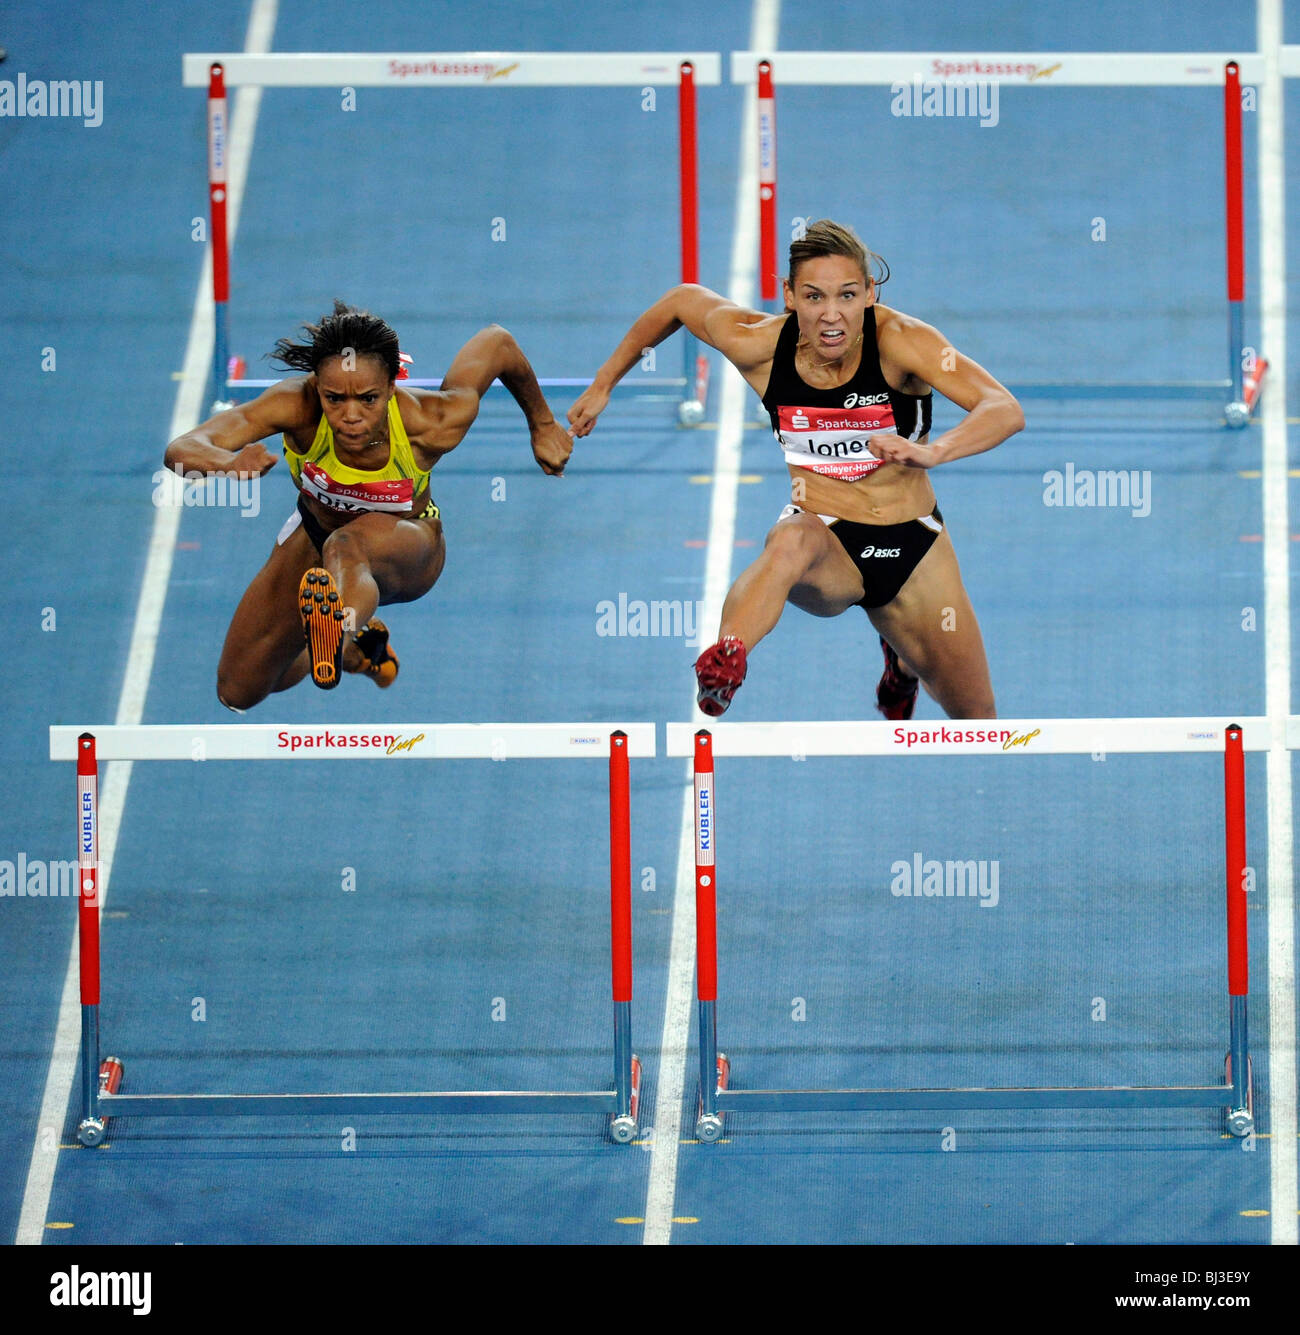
[
  {"left": 731, "top": 52, "right": 1269, "bottom": 426},
  {"left": 52, "top": 722, "right": 653, "bottom": 1145},
  {"left": 667, "top": 716, "right": 1261, "bottom": 1141},
  {"left": 184, "top": 52, "right": 717, "bottom": 424}
]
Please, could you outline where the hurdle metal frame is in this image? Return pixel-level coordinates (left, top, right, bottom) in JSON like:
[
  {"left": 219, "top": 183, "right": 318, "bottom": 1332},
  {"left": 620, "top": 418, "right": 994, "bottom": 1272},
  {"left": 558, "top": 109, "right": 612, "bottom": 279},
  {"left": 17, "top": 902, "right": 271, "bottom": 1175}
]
[
  {"left": 52, "top": 722, "right": 654, "bottom": 1145},
  {"left": 667, "top": 716, "right": 1262, "bottom": 1141},
  {"left": 183, "top": 52, "right": 717, "bottom": 423},
  {"left": 731, "top": 52, "right": 1270, "bottom": 425}
]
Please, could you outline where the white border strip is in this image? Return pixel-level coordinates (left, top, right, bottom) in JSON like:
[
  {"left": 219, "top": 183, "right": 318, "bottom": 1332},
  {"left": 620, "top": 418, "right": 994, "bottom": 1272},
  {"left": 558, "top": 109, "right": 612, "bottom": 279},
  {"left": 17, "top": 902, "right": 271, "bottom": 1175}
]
[
  {"left": 1257, "top": 0, "right": 1296, "bottom": 1250},
  {"left": 729, "top": 50, "right": 1265, "bottom": 85},
  {"left": 667, "top": 718, "right": 1269, "bottom": 757},
  {"left": 183, "top": 51, "right": 722, "bottom": 87},
  {"left": 14, "top": 0, "right": 280, "bottom": 1248},
  {"left": 49, "top": 722, "right": 655, "bottom": 761},
  {"left": 641, "top": 0, "right": 780, "bottom": 1250}
]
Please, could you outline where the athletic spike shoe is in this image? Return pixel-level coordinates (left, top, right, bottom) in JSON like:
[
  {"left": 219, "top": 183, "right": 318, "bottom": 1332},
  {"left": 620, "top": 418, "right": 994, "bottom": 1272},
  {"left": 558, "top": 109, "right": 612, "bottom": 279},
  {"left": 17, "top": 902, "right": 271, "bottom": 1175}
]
[
  {"left": 694, "top": 635, "right": 748, "bottom": 717},
  {"left": 351, "top": 619, "right": 399, "bottom": 688},
  {"left": 875, "top": 635, "right": 919, "bottom": 721},
  {"left": 298, "top": 568, "right": 346, "bottom": 690}
]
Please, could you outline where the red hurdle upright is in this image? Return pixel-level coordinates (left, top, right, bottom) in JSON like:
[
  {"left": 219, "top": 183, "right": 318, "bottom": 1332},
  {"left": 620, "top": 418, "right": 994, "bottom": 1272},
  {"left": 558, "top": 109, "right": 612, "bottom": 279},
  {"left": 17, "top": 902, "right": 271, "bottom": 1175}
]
[
  {"left": 1223, "top": 61, "right": 1269, "bottom": 425},
  {"left": 609, "top": 731, "right": 642, "bottom": 1137},
  {"left": 757, "top": 59, "right": 777, "bottom": 307},
  {"left": 678, "top": 60, "right": 710, "bottom": 424},
  {"left": 1223, "top": 724, "right": 1251, "bottom": 1125},
  {"left": 693, "top": 731, "right": 729, "bottom": 1140},
  {"left": 207, "top": 63, "right": 231, "bottom": 407}
]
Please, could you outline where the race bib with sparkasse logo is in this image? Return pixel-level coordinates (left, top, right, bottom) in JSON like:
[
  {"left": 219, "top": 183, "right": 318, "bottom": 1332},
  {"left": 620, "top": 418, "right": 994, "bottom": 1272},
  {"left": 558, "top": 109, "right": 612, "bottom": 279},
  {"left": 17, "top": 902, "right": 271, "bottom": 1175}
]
[
  {"left": 775, "top": 395, "right": 895, "bottom": 480},
  {"left": 300, "top": 460, "right": 415, "bottom": 514}
]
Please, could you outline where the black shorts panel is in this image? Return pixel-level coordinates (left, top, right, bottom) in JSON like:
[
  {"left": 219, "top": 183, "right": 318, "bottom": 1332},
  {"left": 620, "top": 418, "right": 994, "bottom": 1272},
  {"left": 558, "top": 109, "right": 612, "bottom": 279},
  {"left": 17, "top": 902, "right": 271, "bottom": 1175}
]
[
  {"left": 828, "top": 506, "right": 944, "bottom": 609},
  {"left": 293, "top": 494, "right": 440, "bottom": 556},
  {"left": 296, "top": 493, "right": 332, "bottom": 555}
]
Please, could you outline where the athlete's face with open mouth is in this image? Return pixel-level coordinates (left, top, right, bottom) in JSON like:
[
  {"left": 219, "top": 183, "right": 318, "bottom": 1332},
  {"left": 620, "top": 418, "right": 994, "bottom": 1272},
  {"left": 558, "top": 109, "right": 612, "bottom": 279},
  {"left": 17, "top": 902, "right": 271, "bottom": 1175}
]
[
  {"left": 785, "top": 254, "right": 873, "bottom": 363},
  {"left": 315, "top": 354, "right": 394, "bottom": 447}
]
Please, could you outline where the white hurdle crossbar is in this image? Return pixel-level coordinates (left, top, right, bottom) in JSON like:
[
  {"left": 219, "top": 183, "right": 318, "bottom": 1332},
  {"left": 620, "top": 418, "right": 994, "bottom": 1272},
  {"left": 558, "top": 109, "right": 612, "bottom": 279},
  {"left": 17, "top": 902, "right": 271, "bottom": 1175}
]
[
  {"left": 668, "top": 716, "right": 1261, "bottom": 1141},
  {"left": 54, "top": 722, "right": 654, "bottom": 1145}
]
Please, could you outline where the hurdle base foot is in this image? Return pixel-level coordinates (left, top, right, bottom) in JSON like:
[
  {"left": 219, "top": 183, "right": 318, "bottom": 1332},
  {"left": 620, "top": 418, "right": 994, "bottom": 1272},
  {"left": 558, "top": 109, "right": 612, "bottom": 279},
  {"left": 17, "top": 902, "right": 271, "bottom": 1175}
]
[
  {"left": 78, "top": 1057, "right": 124, "bottom": 1146},
  {"left": 1224, "top": 1052, "right": 1254, "bottom": 1137},
  {"left": 695, "top": 1053, "right": 730, "bottom": 1143},
  {"left": 609, "top": 1054, "right": 642, "bottom": 1144},
  {"left": 77, "top": 1117, "right": 106, "bottom": 1147}
]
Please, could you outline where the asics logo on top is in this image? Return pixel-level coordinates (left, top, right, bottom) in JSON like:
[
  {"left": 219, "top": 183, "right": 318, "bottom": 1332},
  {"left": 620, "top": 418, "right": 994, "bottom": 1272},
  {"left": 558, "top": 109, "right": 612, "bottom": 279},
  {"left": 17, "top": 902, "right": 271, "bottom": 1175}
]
[{"left": 843, "top": 392, "right": 889, "bottom": 409}]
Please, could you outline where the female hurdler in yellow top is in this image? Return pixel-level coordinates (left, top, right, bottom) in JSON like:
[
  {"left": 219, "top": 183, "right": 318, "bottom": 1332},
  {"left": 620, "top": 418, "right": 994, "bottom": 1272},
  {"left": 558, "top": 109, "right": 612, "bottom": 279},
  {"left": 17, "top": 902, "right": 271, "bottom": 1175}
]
[{"left": 163, "top": 301, "right": 573, "bottom": 708}]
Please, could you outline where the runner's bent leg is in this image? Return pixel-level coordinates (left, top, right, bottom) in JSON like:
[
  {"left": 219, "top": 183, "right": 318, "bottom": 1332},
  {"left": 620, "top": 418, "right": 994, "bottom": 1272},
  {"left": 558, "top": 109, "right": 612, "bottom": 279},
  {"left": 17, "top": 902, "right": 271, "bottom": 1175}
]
[
  {"left": 216, "top": 526, "right": 321, "bottom": 711},
  {"left": 320, "top": 511, "right": 445, "bottom": 670},
  {"left": 718, "top": 511, "right": 865, "bottom": 648},
  {"left": 866, "top": 530, "right": 995, "bottom": 719},
  {"left": 697, "top": 511, "right": 867, "bottom": 715}
]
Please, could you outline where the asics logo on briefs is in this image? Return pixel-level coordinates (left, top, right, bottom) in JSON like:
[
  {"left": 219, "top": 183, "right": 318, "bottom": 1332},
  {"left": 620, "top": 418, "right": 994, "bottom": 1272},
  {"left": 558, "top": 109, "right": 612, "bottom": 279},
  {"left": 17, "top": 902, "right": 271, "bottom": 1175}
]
[{"left": 860, "top": 546, "right": 902, "bottom": 558}]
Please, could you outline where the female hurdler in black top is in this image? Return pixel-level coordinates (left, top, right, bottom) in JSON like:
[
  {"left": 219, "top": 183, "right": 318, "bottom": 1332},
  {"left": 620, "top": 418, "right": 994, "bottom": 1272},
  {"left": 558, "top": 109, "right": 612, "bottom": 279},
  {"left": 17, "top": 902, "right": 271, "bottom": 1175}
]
[{"left": 569, "top": 219, "right": 1022, "bottom": 720}]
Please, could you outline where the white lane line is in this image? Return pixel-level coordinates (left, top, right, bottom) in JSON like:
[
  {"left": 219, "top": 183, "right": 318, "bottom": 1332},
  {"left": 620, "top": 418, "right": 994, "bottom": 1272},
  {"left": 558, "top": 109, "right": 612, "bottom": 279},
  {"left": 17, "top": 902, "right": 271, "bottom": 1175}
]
[
  {"left": 13, "top": 0, "right": 279, "bottom": 1246},
  {"left": 642, "top": 0, "right": 780, "bottom": 1247},
  {"left": 1257, "top": 0, "right": 1296, "bottom": 1249}
]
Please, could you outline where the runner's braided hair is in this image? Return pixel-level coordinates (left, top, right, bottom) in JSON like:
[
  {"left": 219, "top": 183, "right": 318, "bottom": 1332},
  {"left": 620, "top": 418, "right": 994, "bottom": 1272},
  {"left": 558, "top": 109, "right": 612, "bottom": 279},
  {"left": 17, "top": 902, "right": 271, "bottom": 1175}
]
[{"left": 271, "top": 300, "right": 401, "bottom": 380}]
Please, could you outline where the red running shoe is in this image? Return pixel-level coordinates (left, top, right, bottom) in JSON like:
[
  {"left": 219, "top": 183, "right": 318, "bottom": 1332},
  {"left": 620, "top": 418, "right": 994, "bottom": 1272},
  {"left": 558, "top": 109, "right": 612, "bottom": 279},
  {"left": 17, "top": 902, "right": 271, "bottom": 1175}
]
[
  {"left": 875, "top": 635, "right": 919, "bottom": 720},
  {"left": 694, "top": 635, "right": 748, "bottom": 717}
]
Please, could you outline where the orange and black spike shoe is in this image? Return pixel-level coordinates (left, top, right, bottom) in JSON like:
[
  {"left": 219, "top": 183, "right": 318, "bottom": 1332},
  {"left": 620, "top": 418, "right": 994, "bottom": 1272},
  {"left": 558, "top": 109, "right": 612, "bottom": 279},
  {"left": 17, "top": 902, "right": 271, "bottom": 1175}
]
[
  {"left": 351, "top": 620, "right": 399, "bottom": 688},
  {"left": 298, "top": 568, "right": 346, "bottom": 689}
]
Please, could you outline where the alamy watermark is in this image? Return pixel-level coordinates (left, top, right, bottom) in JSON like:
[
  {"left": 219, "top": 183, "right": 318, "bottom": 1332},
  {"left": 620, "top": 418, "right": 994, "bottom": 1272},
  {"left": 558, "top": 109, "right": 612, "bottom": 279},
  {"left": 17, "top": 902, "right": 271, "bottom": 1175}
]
[
  {"left": 890, "top": 852, "right": 1000, "bottom": 907},
  {"left": 890, "top": 78, "right": 999, "bottom": 128},
  {"left": 1, "top": 854, "right": 79, "bottom": 897},
  {"left": 596, "top": 593, "right": 706, "bottom": 645},
  {"left": 1043, "top": 463, "right": 1151, "bottom": 518},
  {"left": 50, "top": 1267, "right": 151, "bottom": 1316},
  {"left": 0, "top": 74, "right": 103, "bottom": 127},
  {"left": 152, "top": 463, "right": 261, "bottom": 518}
]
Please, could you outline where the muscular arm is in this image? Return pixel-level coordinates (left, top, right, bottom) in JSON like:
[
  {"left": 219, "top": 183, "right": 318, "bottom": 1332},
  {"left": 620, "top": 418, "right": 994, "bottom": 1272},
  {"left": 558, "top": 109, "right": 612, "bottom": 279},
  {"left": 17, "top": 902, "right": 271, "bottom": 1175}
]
[
  {"left": 570, "top": 285, "right": 778, "bottom": 435},
  {"left": 163, "top": 379, "right": 315, "bottom": 476},
  {"left": 428, "top": 325, "right": 571, "bottom": 475},
  {"left": 875, "top": 315, "right": 1024, "bottom": 467},
  {"left": 600, "top": 284, "right": 771, "bottom": 380}
]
